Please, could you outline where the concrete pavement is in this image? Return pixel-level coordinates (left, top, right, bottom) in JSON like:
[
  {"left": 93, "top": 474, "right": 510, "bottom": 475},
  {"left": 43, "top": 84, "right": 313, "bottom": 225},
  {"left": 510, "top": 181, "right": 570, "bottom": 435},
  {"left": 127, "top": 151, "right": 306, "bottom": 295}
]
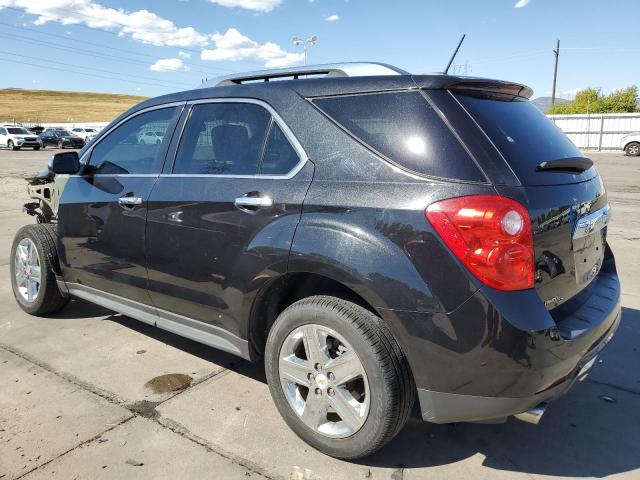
[{"left": 0, "top": 150, "right": 639, "bottom": 480}]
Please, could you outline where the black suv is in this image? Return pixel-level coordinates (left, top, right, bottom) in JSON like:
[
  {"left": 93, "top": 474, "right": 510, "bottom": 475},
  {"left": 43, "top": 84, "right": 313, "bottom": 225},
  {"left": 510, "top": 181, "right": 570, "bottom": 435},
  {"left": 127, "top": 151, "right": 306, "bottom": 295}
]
[
  {"left": 39, "top": 128, "right": 85, "bottom": 149},
  {"left": 11, "top": 63, "right": 621, "bottom": 459}
]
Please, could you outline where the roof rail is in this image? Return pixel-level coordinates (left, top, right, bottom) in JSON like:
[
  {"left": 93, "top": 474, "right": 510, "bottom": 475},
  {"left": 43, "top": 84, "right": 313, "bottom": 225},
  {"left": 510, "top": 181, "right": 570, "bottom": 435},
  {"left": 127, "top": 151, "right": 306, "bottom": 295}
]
[{"left": 202, "top": 62, "right": 409, "bottom": 88}]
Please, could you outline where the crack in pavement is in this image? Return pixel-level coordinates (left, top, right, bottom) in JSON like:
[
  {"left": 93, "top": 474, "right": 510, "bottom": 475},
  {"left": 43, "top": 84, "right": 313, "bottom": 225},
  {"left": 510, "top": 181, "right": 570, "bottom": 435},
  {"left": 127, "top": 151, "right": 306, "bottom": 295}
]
[
  {"left": 0, "top": 343, "right": 269, "bottom": 479},
  {"left": 585, "top": 377, "right": 640, "bottom": 396},
  {"left": 11, "top": 416, "right": 135, "bottom": 480}
]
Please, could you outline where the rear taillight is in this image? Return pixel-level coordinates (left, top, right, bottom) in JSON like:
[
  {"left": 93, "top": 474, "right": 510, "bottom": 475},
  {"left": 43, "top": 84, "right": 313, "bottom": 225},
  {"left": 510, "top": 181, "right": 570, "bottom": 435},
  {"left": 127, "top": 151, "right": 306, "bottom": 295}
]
[{"left": 426, "top": 195, "right": 534, "bottom": 291}]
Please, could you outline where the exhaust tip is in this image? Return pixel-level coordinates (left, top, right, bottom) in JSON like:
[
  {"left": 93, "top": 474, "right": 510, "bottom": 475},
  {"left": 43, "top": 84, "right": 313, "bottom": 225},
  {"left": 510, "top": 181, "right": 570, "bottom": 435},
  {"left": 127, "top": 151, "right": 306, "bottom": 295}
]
[{"left": 514, "top": 402, "right": 547, "bottom": 425}]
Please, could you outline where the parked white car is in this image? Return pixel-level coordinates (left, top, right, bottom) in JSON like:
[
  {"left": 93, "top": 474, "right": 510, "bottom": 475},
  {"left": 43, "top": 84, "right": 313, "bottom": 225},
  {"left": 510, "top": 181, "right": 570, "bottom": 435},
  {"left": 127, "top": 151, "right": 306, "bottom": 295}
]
[
  {"left": 621, "top": 133, "right": 640, "bottom": 156},
  {"left": 71, "top": 127, "right": 99, "bottom": 143},
  {"left": 0, "top": 125, "right": 42, "bottom": 150},
  {"left": 137, "top": 130, "right": 164, "bottom": 144}
]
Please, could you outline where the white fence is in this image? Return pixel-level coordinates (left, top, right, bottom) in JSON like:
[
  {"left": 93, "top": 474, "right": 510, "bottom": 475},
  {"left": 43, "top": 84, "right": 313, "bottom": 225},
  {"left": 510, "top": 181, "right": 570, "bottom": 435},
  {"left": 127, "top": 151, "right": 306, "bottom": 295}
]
[{"left": 547, "top": 113, "right": 640, "bottom": 151}]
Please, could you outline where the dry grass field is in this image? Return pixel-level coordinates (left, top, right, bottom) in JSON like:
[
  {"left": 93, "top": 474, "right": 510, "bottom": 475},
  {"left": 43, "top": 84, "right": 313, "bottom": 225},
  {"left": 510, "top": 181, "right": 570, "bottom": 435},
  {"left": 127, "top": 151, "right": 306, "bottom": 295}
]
[{"left": 0, "top": 88, "right": 147, "bottom": 123}]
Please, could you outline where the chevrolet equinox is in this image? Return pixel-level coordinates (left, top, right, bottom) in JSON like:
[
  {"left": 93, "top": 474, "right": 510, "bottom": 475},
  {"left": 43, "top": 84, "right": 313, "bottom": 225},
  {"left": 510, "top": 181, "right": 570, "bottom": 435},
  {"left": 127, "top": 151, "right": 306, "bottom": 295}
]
[{"left": 10, "top": 63, "right": 621, "bottom": 459}]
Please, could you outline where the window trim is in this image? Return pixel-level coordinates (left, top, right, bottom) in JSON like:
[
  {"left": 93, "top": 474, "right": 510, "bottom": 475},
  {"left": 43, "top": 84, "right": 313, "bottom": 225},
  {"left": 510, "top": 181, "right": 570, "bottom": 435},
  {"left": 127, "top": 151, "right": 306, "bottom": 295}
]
[
  {"left": 163, "top": 97, "right": 308, "bottom": 180},
  {"left": 78, "top": 101, "right": 186, "bottom": 173}
]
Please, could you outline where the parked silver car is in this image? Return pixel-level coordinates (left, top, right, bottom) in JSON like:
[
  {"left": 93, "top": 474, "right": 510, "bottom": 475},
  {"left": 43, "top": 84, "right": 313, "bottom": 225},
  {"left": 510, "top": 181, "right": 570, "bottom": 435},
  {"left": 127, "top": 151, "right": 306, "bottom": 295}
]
[{"left": 621, "top": 132, "right": 640, "bottom": 156}]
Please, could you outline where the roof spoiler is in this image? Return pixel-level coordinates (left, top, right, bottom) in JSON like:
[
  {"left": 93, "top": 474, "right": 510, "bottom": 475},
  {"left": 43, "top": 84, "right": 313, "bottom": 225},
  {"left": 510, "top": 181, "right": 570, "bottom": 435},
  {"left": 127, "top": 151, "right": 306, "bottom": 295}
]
[{"left": 414, "top": 75, "right": 533, "bottom": 99}]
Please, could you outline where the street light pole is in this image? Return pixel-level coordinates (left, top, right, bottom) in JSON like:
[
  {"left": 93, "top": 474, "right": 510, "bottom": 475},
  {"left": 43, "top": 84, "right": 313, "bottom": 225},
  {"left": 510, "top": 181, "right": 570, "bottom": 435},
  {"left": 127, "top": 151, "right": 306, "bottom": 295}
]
[{"left": 292, "top": 35, "right": 317, "bottom": 66}]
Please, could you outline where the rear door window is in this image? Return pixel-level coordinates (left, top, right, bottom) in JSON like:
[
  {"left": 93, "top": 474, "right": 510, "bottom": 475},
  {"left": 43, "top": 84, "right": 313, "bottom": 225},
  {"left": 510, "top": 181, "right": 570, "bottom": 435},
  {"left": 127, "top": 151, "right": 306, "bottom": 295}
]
[
  {"left": 453, "top": 92, "right": 596, "bottom": 185},
  {"left": 312, "top": 91, "right": 484, "bottom": 181}
]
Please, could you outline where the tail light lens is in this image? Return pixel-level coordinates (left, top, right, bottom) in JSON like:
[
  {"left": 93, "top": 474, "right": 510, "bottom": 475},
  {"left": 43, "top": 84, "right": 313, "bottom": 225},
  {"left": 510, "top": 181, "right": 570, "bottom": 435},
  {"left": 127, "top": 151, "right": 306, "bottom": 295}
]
[{"left": 426, "top": 195, "right": 534, "bottom": 290}]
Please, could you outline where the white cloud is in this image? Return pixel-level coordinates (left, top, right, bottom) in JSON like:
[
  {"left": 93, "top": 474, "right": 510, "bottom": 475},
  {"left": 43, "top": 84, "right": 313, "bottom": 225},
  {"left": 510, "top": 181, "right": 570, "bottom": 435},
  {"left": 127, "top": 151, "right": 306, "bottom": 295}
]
[
  {"left": 325, "top": 14, "right": 340, "bottom": 22},
  {"left": 0, "top": 0, "right": 209, "bottom": 47},
  {"left": 202, "top": 28, "right": 304, "bottom": 68},
  {"left": 562, "top": 87, "right": 583, "bottom": 98},
  {"left": 514, "top": 0, "right": 530, "bottom": 8},
  {"left": 150, "top": 58, "right": 190, "bottom": 72},
  {"left": 1, "top": 0, "right": 303, "bottom": 69},
  {"left": 207, "top": 0, "right": 282, "bottom": 12}
]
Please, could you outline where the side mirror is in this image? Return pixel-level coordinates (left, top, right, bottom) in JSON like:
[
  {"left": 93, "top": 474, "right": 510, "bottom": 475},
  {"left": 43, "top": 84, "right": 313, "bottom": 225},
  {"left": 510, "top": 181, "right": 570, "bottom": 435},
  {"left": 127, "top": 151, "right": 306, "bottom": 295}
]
[{"left": 48, "top": 151, "right": 80, "bottom": 175}]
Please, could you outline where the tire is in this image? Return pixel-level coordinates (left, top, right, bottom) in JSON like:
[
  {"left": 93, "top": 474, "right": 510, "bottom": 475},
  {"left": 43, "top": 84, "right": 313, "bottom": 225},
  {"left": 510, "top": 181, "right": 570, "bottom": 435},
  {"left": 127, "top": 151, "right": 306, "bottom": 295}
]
[
  {"left": 33, "top": 146, "right": 40, "bottom": 151},
  {"left": 265, "top": 295, "right": 415, "bottom": 459},
  {"left": 8, "top": 140, "right": 18, "bottom": 151},
  {"left": 625, "top": 142, "right": 640, "bottom": 156},
  {"left": 58, "top": 140, "right": 64, "bottom": 149},
  {"left": 10, "top": 224, "right": 69, "bottom": 316}
]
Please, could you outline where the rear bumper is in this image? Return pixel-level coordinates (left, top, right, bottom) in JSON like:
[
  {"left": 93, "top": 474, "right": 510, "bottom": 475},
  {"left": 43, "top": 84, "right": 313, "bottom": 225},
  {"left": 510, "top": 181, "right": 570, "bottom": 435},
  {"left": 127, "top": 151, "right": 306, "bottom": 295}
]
[{"left": 417, "top": 297, "right": 620, "bottom": 423}]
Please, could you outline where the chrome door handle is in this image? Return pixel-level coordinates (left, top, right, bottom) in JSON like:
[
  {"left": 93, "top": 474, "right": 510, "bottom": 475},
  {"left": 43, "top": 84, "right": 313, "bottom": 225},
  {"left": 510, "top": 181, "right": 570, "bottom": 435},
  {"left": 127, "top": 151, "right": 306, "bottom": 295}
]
[
  {"left": 118, "top": 196, "right": 143, "bottom": 206},
  {"left": 234, "top": 196, "right": 273, "bottom": 209}
]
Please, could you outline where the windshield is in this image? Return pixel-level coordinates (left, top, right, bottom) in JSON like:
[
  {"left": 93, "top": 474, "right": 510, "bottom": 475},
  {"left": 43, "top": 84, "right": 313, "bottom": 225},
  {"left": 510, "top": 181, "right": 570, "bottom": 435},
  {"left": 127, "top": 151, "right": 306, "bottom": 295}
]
[
  {"left": 86, "top": 128, "right": 97, "bottom": 133},
  {"left": 56, "top": 130, "right": 72, "bottom": 136},
  {"left": 7, "top": 127, "right": 31, "bottom": 134}
]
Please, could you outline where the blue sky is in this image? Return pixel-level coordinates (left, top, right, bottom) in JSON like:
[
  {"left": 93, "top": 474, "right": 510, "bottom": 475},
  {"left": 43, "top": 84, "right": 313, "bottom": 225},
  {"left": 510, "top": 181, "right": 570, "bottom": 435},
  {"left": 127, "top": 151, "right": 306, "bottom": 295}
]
[{"left": 0, "top": 0, "right": 638, "bottom": 99}]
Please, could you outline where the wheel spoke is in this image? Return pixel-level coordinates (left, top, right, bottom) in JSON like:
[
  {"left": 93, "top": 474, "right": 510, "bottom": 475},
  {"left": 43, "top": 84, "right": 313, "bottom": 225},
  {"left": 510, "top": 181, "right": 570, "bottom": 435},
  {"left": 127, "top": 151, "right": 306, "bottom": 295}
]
[
  {"left": 15, "top": 269, "right": 28, "bottom": 287},
  {"left": 327, "top": 388, "right": 364, "bottom": 432},
  {"left": 301, "top": 391, "right": 327, "bottom": 430},
  {"left": 27, "top": 279, "right": 35, "bottom": 302},
  {"left": 279, "top": 355, "right": 311, "bottom": 387},
  {"left": 325, "top": 350, "right": 363, "bottom": 386},
  {"left": 302, "top": 325, "right": 328, "bottom": 366},
  {"left": 30, "top": 265, "right": 41, "bottom": 282}
]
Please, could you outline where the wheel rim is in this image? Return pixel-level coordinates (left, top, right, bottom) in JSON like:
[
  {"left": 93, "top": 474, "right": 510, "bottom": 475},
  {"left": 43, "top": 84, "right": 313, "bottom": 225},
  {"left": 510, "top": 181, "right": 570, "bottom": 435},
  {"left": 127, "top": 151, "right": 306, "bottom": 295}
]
[
  {"left": 278, "top": 324, "right": 370, "bottom": 438},
  {"left": 629, "top": 145, "right": 639, "bottom": 155},
  {"left": 14, "top": 238, "right": 41, "bottom": 303}
]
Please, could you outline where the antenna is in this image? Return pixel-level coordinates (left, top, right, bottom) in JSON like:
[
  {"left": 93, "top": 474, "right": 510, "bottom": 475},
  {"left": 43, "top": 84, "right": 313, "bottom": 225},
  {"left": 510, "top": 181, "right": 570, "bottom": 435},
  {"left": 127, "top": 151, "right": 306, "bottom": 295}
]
[{"left": 444, "top": 34, "right": 466, "bottom": 75}]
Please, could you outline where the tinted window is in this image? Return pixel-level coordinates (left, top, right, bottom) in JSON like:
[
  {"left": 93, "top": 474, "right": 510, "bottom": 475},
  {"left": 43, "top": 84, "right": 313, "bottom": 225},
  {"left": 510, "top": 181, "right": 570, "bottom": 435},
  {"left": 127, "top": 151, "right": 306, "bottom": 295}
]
[
  {"left": 454, "top": 92, "right": 586, "bottom": 183},
  {"left": 0, "top": 128, "right": 6, "bottom": 135},
  {"left": 259, "top": 123, "right": 300, "bottom": 175},
  {"left": 89, "top": 107, "right": 177, "bottom": 175},
  {"left": 313, "top": 91, "right": 483, "bottom": 181},
  {"left": 174, "top": 103, "right": 271, "bottom": 175}
]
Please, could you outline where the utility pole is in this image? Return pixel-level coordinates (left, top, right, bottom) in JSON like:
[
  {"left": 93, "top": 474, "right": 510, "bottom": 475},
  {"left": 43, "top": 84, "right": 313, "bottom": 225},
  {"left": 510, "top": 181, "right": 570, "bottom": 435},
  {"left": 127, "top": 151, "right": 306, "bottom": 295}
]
[{"left": 551, "top": 39, "right": 560, "bottom": 105}]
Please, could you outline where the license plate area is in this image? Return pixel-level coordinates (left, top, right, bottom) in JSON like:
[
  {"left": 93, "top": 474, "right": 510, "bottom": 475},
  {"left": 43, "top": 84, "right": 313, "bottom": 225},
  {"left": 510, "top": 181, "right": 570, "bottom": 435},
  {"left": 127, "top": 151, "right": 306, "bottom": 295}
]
[{"left": 573, "top": 205, "right": 609, "bottom": 285}]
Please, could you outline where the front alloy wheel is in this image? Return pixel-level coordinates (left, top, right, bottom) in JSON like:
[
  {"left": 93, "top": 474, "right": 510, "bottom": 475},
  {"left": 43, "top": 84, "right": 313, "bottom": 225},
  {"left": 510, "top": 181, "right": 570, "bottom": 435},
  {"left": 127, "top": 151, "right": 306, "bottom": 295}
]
[
  {"left": 10, "top": 224, "right": 68, "bottom": 315},
  {"left": 14, "top": 238, "right": 41, "bottom": 303},
  {"left": 279, "top": 324, "right": 370, "bottom": 438}
]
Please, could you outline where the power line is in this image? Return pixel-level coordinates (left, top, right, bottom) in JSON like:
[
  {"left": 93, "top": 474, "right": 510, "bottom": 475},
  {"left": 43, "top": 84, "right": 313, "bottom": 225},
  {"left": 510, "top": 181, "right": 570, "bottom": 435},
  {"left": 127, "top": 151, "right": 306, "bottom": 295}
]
[
  {"left": 0, "top": 56, "right": 188, "bottom": 90},
  {"left": 0, "top": 50, "right": 194, "bottom": 89},
  {"left": 0, "top": 31, "right": 211, "bottom": 79},
  {"left": 0, "top": 21, "right": 230, "bottom": 74}
]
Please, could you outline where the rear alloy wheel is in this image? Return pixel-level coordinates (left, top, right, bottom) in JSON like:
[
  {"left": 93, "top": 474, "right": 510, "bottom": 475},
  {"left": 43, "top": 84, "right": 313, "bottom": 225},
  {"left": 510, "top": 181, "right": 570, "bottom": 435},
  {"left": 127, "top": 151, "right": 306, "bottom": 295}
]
[
  {"left": 625, "top": 142, "right": 640, "bottom": 156},
  {"left": 10, "top": 224, "right": 68, "bottom": 315},
  {"left": 265, "top": 296, "right": 415, "bottom": 459}
]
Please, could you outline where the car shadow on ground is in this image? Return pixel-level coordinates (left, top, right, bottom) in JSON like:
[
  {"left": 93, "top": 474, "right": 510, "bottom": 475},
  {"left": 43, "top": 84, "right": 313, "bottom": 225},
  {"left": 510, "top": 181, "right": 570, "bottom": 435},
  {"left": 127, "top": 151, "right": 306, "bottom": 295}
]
[{"left": 67, "top": 299, "right": 640, "bottom": 478}]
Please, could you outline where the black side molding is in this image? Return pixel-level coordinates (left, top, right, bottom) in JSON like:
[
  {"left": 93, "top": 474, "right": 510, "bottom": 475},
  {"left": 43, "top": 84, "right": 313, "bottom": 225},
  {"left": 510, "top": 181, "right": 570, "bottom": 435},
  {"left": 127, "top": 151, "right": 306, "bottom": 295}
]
[{"left": 536, "top": 157, "right": 594, "bottom": 173}]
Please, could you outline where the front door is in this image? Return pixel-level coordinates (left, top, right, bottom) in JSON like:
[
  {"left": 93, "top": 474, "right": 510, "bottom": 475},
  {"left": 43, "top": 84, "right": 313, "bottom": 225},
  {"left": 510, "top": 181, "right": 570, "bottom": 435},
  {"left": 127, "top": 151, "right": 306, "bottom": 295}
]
[
  {"left": 57, "top": 104, "right": 183, "bottom": 304},
  {"left": 145, "top": 100, "right": 312, "bottom": 338}
]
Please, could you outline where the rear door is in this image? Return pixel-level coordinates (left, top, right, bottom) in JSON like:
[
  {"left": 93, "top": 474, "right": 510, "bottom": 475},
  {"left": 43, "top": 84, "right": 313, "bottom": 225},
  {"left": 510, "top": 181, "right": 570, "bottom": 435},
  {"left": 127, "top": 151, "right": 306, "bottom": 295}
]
[
  {"left": 57, "top": 104, "right": 183, "bottom": 304},
  {"left": 145, "top": 99, "right": 312, "bottom": 339},
  {"left": 448, "top": 90, "right": 609, "bottom": 308}
]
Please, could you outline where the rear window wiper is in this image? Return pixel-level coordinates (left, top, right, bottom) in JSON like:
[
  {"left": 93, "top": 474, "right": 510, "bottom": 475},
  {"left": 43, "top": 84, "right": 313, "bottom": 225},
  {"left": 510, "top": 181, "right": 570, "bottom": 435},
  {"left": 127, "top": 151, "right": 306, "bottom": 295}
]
[{"left": 536, "top": 157, "right": 593, "bottom": 173}]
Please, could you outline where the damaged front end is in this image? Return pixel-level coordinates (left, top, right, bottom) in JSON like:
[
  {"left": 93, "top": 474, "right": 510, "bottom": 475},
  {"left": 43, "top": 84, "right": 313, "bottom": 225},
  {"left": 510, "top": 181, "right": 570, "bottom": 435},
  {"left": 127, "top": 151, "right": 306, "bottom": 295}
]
[{"left": 24, "top": 170, "right": 69, "bottom": 224}]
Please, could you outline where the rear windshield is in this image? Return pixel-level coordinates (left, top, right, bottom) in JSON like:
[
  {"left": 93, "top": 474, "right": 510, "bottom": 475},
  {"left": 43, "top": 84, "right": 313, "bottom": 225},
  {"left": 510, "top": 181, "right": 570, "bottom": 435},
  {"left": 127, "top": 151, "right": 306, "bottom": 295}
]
[
  {"left": 312, "top": 91, "right": 484, "bottom": 181},
  {"left": 453, "top": 92, "right": 589, "bottom": 183}
]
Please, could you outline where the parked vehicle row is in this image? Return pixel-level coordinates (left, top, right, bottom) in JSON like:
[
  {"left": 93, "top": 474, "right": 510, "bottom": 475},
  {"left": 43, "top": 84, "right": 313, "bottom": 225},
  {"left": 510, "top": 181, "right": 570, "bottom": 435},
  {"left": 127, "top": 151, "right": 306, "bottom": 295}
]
[{"left": 0, "top": 124, "right": 102, "bottom": 150}]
